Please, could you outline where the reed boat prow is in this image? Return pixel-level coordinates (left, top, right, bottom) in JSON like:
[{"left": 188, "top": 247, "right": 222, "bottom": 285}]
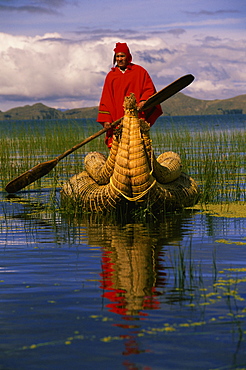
[{"left": 61, "top": 93, "right": 199, "bottom": 214}]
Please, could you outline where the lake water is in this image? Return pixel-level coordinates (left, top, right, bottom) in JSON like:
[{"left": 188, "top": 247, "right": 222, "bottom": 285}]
[{"left": 0, "top": 115, "right": 245, "bottom": 370}]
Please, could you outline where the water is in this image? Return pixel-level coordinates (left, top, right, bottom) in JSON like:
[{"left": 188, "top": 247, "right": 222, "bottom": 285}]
[
  {"left": 0, "top": 115, "right": 246, "bottom": 369},
  {"left": 155, "top": 113, "right": 246, "bottom": 133},
  {"left": 1, "top": 114, "right": 245, "bottom": 134}
]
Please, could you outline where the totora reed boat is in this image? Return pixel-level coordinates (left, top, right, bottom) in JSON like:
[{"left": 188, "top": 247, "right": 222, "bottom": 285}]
[{"left": 61, "top": 93, "right": 199, "bottom": 214}]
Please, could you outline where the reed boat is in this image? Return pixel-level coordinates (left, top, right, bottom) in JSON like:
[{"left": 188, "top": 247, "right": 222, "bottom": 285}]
[{"left": 61, "top": 93, "right": 199, "bottom": 213}]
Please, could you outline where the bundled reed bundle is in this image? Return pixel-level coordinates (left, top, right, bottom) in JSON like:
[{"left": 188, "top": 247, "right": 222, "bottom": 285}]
[{"left": 61, "top": 93, "right": 199, "bottom": 213}]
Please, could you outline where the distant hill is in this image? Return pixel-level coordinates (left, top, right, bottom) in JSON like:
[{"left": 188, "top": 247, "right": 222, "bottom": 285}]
[
  {"left": 0, "top": 93, "right": 245, "bottom": 120},
  {"left": 160, "top": 93, "right": 246, "bottom": 116},
  {"left": 64, "top": 106, "right": 99, "bottom": 119},
  {"left": 0, "top": 103, "right": 65, "bottom": 120}
]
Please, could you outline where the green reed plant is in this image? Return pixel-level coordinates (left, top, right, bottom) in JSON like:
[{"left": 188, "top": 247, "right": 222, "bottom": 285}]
[
  {"left": 0, "top": 119, "right": 107, "bottom": 189},
  {"left": 0, "top": 118, "right": 245, "bottom": 207},
  {"left": 152, "top": 126, "right": 246, "bottom": 204}
]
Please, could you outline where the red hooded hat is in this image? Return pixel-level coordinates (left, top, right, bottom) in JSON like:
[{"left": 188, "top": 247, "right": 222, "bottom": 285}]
[{"left": 113, "top": 42, "right": 132, "bottom": 65}]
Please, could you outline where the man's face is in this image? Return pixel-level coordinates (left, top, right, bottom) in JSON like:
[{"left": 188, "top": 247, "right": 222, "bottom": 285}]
[{"left": 116, "top": 53, "right": 128, "bottom": 69}]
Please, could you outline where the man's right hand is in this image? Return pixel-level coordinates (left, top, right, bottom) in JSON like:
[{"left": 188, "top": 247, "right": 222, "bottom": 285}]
[{"left": 104, "top": 122, "right": 111, "bottom": 129}]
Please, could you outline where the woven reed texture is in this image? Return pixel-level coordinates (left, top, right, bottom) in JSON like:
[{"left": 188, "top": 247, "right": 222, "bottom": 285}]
[{"left": 61, "top": 93, "right": 199, "bottom": 212}]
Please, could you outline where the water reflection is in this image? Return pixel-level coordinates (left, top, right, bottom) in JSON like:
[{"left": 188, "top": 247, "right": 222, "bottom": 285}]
[
  {"left": 75, "top": 213, "right": 194, "bottom": 321},
  {"left": 74, "top": 216, "right": 191, "bottom": 361},
  {"left": 99, "top": 224, "right": 163, "bottom": 318},
  {"left": 2, "top": 195, "right": 198, "bottom": 314},
  {"left": 1, "top": 193, "right": 246, "bottom": 369},
  {"left": 4, "top": 194, "right": 195, "bottom": 317}
]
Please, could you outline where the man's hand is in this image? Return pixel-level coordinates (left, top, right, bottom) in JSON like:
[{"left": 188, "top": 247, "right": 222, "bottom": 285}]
[
  {"left": 104, "top": 122, "right": 111, "bottom": 129},
  {"left": 138, "top": 100, "right": 146, "bottom": 111}
]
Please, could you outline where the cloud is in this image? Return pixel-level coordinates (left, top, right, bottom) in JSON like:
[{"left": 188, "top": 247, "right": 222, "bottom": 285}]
[
  {"left": 34, "top": 0, "right": 67, "bottom": 6},
  {"left": 166, "top": 29, "right": 186, "bottom": 37},
  {"left": 0, "top": 4, "right": 59, "bottom": 15},
  {"left": 0, "top": 31, "right": 245, "bottom": 111},
  {"left": 185, "top": 9, "right": 240, "bottom": 16},
  {"left": 74, "top": 28, "right": 142, "bottom": 42},
  {"left": 0, "top": 0, "right": 69, "bottom": 15},
  {"left": 152, "top": 17, "right": 244, "bottom": 30},
  {"left": 0, "top": 33, "right": 116, "bottom": 109}
]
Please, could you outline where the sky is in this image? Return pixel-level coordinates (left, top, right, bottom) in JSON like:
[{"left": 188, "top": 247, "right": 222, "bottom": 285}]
[{"left": 0, "top": 0, "right": 245, "bottom": 111}]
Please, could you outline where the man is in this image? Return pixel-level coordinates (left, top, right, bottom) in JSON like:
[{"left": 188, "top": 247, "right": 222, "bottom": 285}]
[{"left": 97, "top": 42, "right": 163, "bottom": 148}]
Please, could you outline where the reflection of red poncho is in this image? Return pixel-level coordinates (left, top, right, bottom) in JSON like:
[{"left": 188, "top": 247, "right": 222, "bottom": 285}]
[{"left": 97, "top": 63, "right": 162, "bottom": 148}]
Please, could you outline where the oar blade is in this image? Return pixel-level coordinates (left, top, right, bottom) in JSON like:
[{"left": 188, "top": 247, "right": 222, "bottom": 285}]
[
  {"left": 143, "top": 74, "right": 194, "bottom": 111},
  {"left": 5, "top": 158, "right": 58, "bottom": 193}
]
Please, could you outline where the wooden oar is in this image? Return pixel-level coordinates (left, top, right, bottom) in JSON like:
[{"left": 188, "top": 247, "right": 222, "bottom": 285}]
[
  {"left": 5, "top": 73, "right": 194, "bottom": 193},
  {"left": 143, "top": 74, "right": 194, "bottom": 110}
]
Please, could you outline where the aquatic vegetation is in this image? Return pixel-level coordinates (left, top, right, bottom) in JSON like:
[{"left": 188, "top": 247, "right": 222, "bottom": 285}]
[
  {"left": 13, "top": 265, "right": 245, "bottom": 353},
  {"left": 1, "top": 117, "right": 245, "bottom": 213},
  {"left": 151, "top": 127, "right": 246, "bottom": 204}
]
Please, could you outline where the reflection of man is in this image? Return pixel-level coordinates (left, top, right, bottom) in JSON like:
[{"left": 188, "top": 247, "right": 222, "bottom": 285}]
[{"left": 97, "top": 42, "right": 163, "bottom": 148}]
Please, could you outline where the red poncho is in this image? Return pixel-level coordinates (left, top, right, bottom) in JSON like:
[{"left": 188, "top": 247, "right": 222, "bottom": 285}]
[{"left": 97, "top": 63, "right": 162, "bottom": 148}]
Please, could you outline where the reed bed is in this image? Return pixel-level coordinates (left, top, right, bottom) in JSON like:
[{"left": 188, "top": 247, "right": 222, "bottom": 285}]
[
  {"left": 0, "top": 118, "right": 245, "bottom": 207},
  {"left": 151, "top": 127, "right": 246, "bottom": 204},
  {"left": 0, "top": 119, "right": 106, "bottom": 188}
]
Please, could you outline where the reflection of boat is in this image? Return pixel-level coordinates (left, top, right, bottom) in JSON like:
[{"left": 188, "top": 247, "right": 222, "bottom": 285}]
[
  {"left": 3, "top": 194, "right": 192, "bottom": 317},
  {"left": 62, "top": 93, "right": 199, "bottom": 214},
  {"left": 84, "top": 218, "right": 181, "bottom": 357},
  {"left": 100, "top": 224, "right": 164, "bottom": 317},
  {"left": 78, "top": 215, "right": 188, "bottom": 318}
]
